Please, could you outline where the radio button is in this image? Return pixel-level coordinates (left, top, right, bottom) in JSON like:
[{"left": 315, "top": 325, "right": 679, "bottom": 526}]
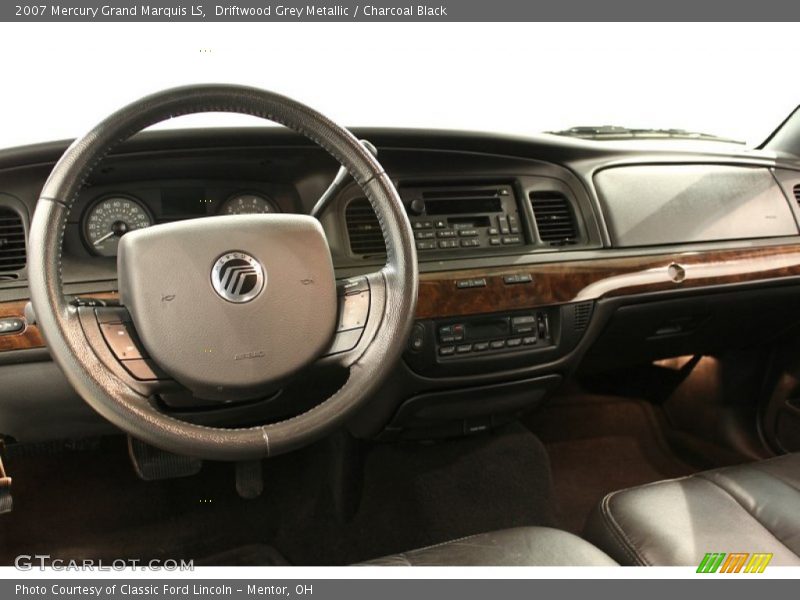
[
  {"left": 498, "top": 216, "right": 510, "bottom": 234},
  {"left": 434, "top": 220, "right": 447, "bottom": 229},
  {"left": 473, "top": 342, "right": 489, "bottom": 352},
  {"left": 489, "top": 237, "right": 501, "bottom": 246},
  {"left": 488, "top": 227, "right": 499, "bottom": 236},
  {"left": 412, "top": 221, "right": 433, "bottom": 230},
  {"left": 437, "top": 230, "right": 457, "bottom": 238},
  {"left": 438, "top": 240, "right": 458, "bottom": 249},
  {"left": 502, "top": 236, "right": 521, "bottom": 245},
  {"left": 523, "top": 336, "right": 538, "bottom": 345},
  {"left": 416, "top": 241, "right": 436, "bottom": 250},
  {"left": 415, "top": 231, "right": 435, "bottom": 240},
  {"left": 507, "top": 338, "right": 523, "bottom": 347},
  {"left": 439, "top": 345, "right": 456, "bottom": 356},
  {"left": 489, "top": 340, "right": 506, "bottom": 350},
  {"left": 461, "top": 239, "right": 480, "bottom": 248},
  {"left": 458, "top": 229, "right": 479, "bottom": 237},
  {"left": 456, "top": 344, "right": 472, "bottom": 354}
]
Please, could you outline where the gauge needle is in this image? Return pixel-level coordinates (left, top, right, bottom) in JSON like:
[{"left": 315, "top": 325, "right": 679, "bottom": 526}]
[{"left": 93, "top": 231, "right": 116, "bottom": 246}]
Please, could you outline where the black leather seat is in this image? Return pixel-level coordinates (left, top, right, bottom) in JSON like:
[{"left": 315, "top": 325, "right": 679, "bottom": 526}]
[
  {"left": 362, "top": 527, "right": 617, "bottom": 566},
  {"left": 585, "top": 453, "right": 800, "bottom": 566}
]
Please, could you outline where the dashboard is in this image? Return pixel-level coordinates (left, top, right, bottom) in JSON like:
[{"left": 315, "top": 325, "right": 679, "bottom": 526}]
[{"left": 2, "top": 127, "right": 800, "bottom": 444}]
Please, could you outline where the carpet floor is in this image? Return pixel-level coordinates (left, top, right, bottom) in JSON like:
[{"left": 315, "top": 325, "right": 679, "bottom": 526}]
[{"left": 0, "top": 423, "right": 557, "bottom": 565}]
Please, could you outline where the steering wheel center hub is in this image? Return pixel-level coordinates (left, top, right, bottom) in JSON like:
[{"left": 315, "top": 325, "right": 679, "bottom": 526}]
[{"left": 118, "top": 214, "right": 337, "bottom": 401}]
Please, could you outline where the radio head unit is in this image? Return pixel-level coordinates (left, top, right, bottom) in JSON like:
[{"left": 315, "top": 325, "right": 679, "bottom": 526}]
[{"left": 400, "top": 184, "right": 525, "bottom": 253}]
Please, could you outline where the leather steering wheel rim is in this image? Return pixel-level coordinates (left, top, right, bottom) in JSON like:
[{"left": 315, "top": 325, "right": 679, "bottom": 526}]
[{"left": 28, "top": 84, "right": 418, "bottom": 460}]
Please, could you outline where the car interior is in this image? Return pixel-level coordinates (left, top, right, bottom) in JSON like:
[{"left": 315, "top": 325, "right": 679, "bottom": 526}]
[{"left": 1, "top": 85, "right": 800, "bottom": 566}]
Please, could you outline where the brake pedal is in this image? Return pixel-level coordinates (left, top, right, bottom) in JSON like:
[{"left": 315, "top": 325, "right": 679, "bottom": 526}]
[
  {"left": 0, "top": 444, "right": 12, "bottom": 514},
  {"left": 235, "top": 460, "right": 263, "bottom": 499},
  {"left": 128, "top": 437, "right": 202, "bottom": 481}
]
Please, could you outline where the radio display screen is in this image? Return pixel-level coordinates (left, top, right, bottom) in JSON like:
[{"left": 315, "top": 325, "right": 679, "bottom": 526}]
[{"left": 425, "top": 197, "right": 503, "bottom": 215}]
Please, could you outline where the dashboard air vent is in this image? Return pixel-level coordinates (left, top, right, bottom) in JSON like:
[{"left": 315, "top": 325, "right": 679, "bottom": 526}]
[
  {"left": 345, "top": 198, "right": 386, "bottom": 257},
  {"left": 794, "top": 184, "right": 800, "bottom": 207},
  {"left": 0, "top": 206, "right": 26, "bottom": 277},
  {"left": 529, "top": 191, "right": 578, "bottom": 246},
  {"left": 573, "top": 301, "right": 594, "bottom": 332}
]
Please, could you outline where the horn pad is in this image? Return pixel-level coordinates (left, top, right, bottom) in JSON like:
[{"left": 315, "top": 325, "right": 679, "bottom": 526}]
[{"left": 117, "top": 214, "right": 337, "bottom": 401}]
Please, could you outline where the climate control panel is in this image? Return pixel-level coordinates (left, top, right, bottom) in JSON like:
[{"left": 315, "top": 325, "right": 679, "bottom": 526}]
[
  {"left": 436, "top": 312, "right": 551, "bottom": 358},
  {"left": 404, "top": 307, "right": 568, "bottom": 378}
]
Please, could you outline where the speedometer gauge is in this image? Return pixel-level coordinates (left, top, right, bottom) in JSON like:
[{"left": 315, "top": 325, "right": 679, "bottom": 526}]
[
  {"left": 83, "top": 195, "right": 153, "bottom": 257},
  {"left": 219, "top": 193, "right": 279, "bottom": 215}
]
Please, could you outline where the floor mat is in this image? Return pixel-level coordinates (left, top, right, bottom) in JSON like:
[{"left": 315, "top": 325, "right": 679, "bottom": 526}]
[
  {"left": 0, "top": 424, "right": 557, "bottom": 566},
  {"left": 525, "top": 394, "right": 696, "bottom": 533}
]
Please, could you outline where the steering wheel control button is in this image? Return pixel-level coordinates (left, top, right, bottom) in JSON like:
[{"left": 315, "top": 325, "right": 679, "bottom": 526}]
[
  {"left": 95, "top": 307, "right": 132, "bottom": 324},
  {"left": 0, "top": 317, "right": 25, "bottom": 335},
  {"left": 326, "top": 328, "right": 364, "bottom": 355},
  {"left": 122, "top": 359, "right": 166, "bottom": 381},
  {"left": 337, "top": 291, "right": 370, "bottom": 331},
  {"left": 337, "top": 277, "right": 369, "bottom": 296},
  {"left": 100, "top": 323, "right": 147, "bottom": 360},
  {"left": 211, "top": 251, "right": 265, "bottom": 303}
]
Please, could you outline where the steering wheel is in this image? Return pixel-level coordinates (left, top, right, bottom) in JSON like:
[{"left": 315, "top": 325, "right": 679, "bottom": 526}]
[{"left": 28, "top": 84, "right": 418, "bottom": 461}]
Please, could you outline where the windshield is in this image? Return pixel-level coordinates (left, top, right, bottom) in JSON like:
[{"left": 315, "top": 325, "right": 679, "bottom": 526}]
[{"left": 0, "top": 22, "right": 797, "bottom": 150}]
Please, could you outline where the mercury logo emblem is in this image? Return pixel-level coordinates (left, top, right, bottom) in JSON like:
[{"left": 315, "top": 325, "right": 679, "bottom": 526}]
[{"left": 211, "top": 252, "right": 265, "bottom": 303}]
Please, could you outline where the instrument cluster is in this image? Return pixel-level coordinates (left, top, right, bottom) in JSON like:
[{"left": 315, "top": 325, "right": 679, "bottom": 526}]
[{"left": 80, "top": 187, "right": 283, "bottom": 257}]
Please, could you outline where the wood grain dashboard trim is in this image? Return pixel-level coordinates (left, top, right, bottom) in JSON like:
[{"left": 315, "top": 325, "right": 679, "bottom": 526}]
[
  {"left": 416, "top": 244, "right": 800, "bottom": 319},
  {"left": 0, "top": 292, "right": 118, "bottom": 353},
  {"left": 3, "top": 243, "right": 800, "bottom": 352}
]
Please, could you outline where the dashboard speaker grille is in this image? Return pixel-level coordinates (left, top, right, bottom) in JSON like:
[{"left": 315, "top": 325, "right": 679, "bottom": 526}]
[
  {"left": 0, "top": 206, "right": 26, "bottom": 277},
  {"left": 529, "top": 191, "right": 578, "bottom": 245},
  {"left": 345, "top": 198, "right": 386, "bottom": 257},
  {"left": 794, "top": 184, "right": 800, "bottom": 207}
]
